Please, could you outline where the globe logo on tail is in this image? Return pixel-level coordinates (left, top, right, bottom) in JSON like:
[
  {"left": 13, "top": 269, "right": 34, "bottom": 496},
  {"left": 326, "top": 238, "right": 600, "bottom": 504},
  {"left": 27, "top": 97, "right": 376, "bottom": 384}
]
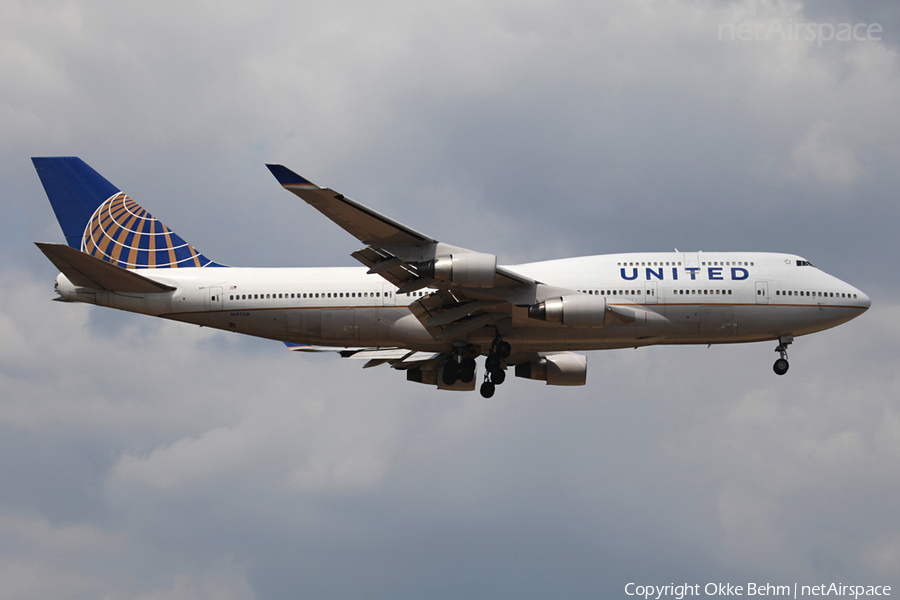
[{"left": 82, "top": 192, "right": 210, "bottom": 268}]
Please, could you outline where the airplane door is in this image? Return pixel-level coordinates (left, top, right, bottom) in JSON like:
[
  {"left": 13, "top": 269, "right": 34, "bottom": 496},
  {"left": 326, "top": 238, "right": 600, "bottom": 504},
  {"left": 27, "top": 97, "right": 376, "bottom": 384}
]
[
  {"left": 382, "top": 284, "right": 395, "bottom": 306},
  {"left": 644, "top": 281, "right": 658, "bottom": 304},
  {"left": 755, "top": 281, "right": 769, "bottom": 305},
  {"left": 209, "top": 286, "right": 223, "bottom": 311}
]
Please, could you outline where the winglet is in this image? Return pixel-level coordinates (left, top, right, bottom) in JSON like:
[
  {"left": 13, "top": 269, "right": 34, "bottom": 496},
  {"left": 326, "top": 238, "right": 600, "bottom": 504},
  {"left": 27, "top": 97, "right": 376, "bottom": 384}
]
[
  {"left": 266, "top": 165, "right": 319, "bottom": 189},
  {"left": 284, "top": 342, "right": 318, "bottom": 351}
]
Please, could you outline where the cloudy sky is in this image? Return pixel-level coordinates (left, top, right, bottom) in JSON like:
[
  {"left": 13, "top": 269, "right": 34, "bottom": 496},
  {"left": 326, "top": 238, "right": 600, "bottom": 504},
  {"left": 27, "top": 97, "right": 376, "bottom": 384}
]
[{"left": 2, "top": 0, "right": 899, "bottom": 598}]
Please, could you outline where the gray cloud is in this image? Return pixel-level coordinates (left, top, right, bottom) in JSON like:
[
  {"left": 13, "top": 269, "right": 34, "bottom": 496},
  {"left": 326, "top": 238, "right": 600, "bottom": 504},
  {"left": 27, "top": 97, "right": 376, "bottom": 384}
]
[{"left": 1, "top": 0, "right": 898, "bottom": 598}]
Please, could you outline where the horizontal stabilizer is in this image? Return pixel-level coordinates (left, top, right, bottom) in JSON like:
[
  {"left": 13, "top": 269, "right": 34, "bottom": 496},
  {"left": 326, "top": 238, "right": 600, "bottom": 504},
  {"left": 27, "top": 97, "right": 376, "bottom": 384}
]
[{"left": 35, "top": 243, "right": 175, "bottom": 293}]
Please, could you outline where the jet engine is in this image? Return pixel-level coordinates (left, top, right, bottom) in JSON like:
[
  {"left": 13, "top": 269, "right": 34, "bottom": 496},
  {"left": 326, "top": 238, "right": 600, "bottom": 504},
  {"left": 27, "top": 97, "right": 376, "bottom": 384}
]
[
  {"left": 515, "top": 352, "right": 587, "bottom": 386},
  {"left": 527, "top": 294, "right": 608, "bottom": 327},
  {"left": 420, "top": 252, "right": 497, "bottom": 287}
]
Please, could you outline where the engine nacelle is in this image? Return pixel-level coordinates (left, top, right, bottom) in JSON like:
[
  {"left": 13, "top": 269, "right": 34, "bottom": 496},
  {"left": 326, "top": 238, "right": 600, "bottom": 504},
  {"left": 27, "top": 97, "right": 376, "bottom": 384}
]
[
  {"left": 515, "top": 352, "right": 587, "bottom": 386},
  {"left": 527, "top": 294, "right": 607, "bottom": 328},
  {"left": 421, "top": 252, "right": 497, "bottom": 288}
]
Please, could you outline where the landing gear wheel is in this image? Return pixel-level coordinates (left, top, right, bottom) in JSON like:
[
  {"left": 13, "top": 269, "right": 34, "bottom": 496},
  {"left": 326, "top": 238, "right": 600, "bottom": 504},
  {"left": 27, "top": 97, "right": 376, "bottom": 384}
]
[
  {"left": 459, "top": 366, "right": 475, "bottom": 384},
  {"left": 461, "top": 357, "right": 477, "bottom": 372},
  {"left": 480, "top": 381, "right": 496, "bottom": 398},
  {"left": 491, "top": 369, "right": 506, "bottom": 385},
  {"left": 485, "top": 354, "right": 502, "bottom": 372},
  {"left": 495, "top": 341, "right": 511, "bottom": 359},
  {"left": 773, "top": 358, "right": 789, "bottom": 376},
  {"left": 773, "top": 334, "right": 793, "bottom": 376},
  {"left": 442, "top": 369, "right": 458, "bottom": 386},
  {"left": 442, "top": 360, "right": 460, "bottom": 386}
]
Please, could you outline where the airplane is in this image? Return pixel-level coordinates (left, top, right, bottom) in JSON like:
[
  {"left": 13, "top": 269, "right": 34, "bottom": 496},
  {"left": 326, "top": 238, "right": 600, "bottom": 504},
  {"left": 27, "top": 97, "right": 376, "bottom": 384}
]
[{"left": 32, "top": 156, "right": 871, "bottom": 398}]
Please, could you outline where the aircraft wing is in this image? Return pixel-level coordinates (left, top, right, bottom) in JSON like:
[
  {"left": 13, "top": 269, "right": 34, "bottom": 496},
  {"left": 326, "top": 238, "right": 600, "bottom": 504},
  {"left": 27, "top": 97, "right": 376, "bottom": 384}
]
[
  {"left": 266, "top": 164, "right": 538, "bottom": 291},
  {"left": 267, "top": 165, "right": 578, "bottom": 343},
  {"left": 265, "top": 165, "right": 435, "bottom": 246}
]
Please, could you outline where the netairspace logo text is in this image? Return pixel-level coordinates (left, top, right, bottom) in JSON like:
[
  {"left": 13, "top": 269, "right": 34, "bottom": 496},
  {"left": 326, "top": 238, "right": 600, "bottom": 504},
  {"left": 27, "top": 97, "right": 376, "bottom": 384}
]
[
  {"left": 718, "top": 20, "right": 883, "bottom": 47},
  {"left": 625, "top": 582, "right": 891, "bottom": 599}
]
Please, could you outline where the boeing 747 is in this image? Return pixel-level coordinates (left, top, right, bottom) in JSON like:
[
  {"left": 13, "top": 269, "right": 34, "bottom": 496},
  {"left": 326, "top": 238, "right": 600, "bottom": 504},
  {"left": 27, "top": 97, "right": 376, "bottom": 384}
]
[{"left": 33, "top": 157, "right": 870, "bottom": 397}]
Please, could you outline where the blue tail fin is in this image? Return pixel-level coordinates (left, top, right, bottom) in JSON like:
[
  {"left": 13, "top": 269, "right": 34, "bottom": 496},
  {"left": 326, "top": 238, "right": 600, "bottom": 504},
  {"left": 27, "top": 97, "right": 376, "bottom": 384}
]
[{"left": 33, "top": 157, "right": 223, "bottom": 268}]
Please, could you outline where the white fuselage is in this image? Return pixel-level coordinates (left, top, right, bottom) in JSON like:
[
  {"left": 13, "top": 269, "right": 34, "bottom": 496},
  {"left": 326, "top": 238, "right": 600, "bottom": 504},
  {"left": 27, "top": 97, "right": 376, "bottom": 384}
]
[{"left": 55, "top": 251, "right": 870, "bottom": 354}]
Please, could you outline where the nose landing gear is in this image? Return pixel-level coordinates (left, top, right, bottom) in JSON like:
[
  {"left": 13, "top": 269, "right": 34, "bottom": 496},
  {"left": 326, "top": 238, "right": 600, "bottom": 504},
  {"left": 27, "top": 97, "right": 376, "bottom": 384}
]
[{"left": 773, "top": 335, "right": 793, "bottom": 375}]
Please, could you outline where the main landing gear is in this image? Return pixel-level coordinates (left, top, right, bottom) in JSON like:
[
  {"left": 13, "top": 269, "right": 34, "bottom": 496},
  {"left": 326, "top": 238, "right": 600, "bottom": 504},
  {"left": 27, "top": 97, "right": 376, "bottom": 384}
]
[
  {"left": 773, "top": 334, "right": 793, "bottom": 376},
  {"left": 480, "top": 337, "right": 511, "bottom": 398},
  {"left": 442, "top": 354, "right": 477, "bottom": 386}
]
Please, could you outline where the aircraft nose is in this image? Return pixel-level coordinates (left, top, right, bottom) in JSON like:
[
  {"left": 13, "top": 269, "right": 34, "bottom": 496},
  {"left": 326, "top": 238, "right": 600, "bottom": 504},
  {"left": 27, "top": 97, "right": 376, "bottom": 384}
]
[{"left": 858, "top": 290, "right": 872, "bottom": 311}]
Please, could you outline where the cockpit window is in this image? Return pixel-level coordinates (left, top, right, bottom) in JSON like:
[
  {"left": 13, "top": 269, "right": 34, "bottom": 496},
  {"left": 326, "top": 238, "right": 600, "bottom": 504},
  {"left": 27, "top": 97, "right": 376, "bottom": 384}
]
[{"left": 796, "top": 260, "right": 814, "bottom": 267}]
